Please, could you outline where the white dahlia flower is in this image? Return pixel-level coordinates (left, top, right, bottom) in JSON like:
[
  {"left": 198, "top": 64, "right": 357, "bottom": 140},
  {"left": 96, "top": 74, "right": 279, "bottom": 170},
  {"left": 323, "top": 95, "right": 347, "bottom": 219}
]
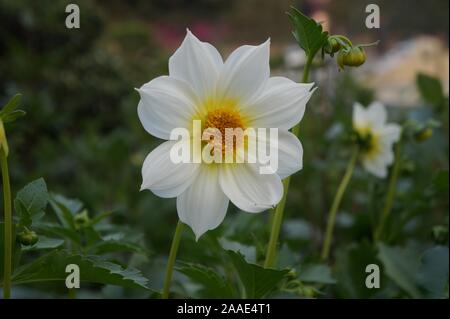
[
  {"left": 352, "top": 101, "right": 402, "bottom": 178},
  {"left": 138, "top": 30, "right": 314, "bottom": 239}
]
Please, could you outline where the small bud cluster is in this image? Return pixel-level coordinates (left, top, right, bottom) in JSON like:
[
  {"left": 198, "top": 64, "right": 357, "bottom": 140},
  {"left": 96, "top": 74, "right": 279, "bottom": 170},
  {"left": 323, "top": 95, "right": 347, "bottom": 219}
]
[{"left": 322, "top": 35, "right": 378, "bottom": 71}]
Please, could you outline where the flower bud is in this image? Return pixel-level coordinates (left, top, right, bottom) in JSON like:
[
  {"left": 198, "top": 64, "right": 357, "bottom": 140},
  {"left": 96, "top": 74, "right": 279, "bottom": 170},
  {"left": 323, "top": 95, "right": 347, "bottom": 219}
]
[
  {"left": 74, "top": 210, "right": 90, "bottom": 229},
  {"left": 414, "top": 127, "right": 433, "bottom": 142},
  {"left": 18, "top": 229, "right": 39, "bottom": 246},
  {"left": 337, "top": 46, "right": 366, "bottom": 70},
  {"left": 324, "top": 37, "right": 341, "bottom": 55}
]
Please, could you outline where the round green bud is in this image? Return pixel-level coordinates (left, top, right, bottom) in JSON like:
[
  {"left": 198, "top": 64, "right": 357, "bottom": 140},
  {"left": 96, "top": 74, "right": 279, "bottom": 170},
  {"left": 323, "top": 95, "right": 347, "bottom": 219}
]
[
  {"left": 337, "top": 46, "right": 366, "bottom": 70},
  {"left": 415, "top": 127, "right": 433, "bottom": 142},
  {"left": 18, "top": 230, "right": 39, "bottom": 246}
]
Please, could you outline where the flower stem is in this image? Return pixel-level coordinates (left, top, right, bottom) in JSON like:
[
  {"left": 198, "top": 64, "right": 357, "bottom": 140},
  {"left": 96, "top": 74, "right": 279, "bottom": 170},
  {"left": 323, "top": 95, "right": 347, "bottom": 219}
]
[
  {"left": 1, "top": 149, "right": 12, "bottom": 299},
  {"left": 161, "top": 219, "right": 184, "bottom": 299},
  {"left": 264, "top": 55, "right": 313, "bottom": 268},
  {"left": 374, "top": 141, "right": 402, "bottom": 242},
  {"left": 320, "top": 147, "right": 358, "bottom": 261}
]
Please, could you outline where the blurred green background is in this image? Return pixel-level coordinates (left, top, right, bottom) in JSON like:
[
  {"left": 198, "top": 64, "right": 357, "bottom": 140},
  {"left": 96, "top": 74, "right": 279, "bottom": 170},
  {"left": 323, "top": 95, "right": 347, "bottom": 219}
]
[{"left": 0, "top": 0, "right": 448, "bottom": 298}]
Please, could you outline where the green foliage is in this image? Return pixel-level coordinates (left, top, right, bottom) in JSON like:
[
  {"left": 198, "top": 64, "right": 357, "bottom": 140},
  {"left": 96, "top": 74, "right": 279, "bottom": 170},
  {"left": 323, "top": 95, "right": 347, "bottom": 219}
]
[
  {"left": 15, "top": 178, "right": 48, "bottom": 228},
  {"left": 0, "top": 93, "right": 26, "bottom": 123},
  {"left": 288, "top": 7, "right": 329, "bottom": 59},
  {"left": 417, "top": 73, "right": 447, "bottom": 111},
  {"left": 298, "top": 264, "right": 336, "bottom": 284},
  {"left": 227, "top": 250, "right": 289, "bottom": 298},
  {"left": 11, "top": 250, "right": 151, "bottom": 290},
  {"left": 176, "top": 262, "right": 235, "bottom": 298}
]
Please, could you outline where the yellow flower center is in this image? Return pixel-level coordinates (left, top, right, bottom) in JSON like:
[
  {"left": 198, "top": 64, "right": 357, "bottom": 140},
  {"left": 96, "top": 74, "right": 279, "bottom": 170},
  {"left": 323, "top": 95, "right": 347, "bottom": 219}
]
[
  {"left": 204, "top": 108, "right": 244, "bottom": 136},
  {"left": 355, "top": 125, "right": 380, "bottom": 160},
  {"left": 203, "top": 107, "right": 246, "bottom": 158}
]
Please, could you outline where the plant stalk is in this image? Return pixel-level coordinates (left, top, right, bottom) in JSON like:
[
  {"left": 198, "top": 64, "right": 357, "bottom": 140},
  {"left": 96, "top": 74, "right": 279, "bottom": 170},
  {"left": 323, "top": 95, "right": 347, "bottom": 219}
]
[
  {"left": 374, "top": 141, "right": 402, "bottom": 241},
  {"left": 320, "top": 147, "right": 358, "bottom": 261},
  {"left": 264, "top": 55, "right": 313, "bottom": 268},
  {"left": 161, "top": 219, "right": 184, "bottom": 299},
  {"left": 1, "top": 149, "right": 12, "bottom": 299}
]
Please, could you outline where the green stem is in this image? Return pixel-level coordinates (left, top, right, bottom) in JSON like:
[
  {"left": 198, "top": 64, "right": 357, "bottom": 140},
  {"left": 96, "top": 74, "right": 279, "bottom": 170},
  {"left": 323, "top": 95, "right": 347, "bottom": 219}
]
[
  {"left": 374, "top": 141, "right": 402, "bottom": 241},
  {"left": 264, "top": 55, "right": 313, "bottom": 268},
  {"left": 320, "top": 147, "right": 358, "bottom": 261},
  {"left": 1, "top": 149, "right": 12, "bottom": 299},
  {"left": 161, "top": 220, "right": 184, "bottom": 299}
]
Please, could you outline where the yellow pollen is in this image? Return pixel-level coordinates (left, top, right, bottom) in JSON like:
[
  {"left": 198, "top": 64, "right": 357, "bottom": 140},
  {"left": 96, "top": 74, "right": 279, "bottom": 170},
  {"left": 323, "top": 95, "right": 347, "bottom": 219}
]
[
  {"left": 203, "top": 108, "right": 245, "bottom": 157},
  {"left": 204, "top": 108, "right": 244, "bottom": 135}
]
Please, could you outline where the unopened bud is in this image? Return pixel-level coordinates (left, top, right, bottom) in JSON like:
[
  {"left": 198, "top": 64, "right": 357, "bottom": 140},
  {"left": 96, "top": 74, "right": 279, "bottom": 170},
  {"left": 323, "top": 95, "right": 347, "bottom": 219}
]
[
  {"left": 18, "top": 229, "right": 39, "bottom": 246},
  {"left": 415, "top": 127, "right": 433, "bottom": 142}
]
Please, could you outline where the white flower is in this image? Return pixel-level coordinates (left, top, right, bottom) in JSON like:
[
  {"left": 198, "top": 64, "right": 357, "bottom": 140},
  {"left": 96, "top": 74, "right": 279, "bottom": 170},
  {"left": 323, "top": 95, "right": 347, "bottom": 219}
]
[
  {"left": 137, "top": 30, "right": 314, "bottom": 239},
  {"left": 352, "top": 101, "right": 402, "bottom": 178}
]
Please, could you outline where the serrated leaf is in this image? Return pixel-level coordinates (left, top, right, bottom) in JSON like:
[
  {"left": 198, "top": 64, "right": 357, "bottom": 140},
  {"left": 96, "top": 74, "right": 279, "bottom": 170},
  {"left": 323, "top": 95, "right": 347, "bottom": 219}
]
[
  {"left": 176, "top": 262, "right": 235, "bottom": 298},
  {"left": 298, "top": 264, "right": 336, "bottom": 284},
  {"left": 0, "top": 93, "right": 22, "bottom": 117},
  {"left": 87, "top": 240, "right": 147, "bottom": 256},
  {"left": 10, "top": 250, "right": 151, "bottom": 290},
  {"left": 288, "top": 7, "right": 328, "bottom": 59},
  {"left": 14, "top": 178, "right": 48, "bottom": 229},
  {"left": 15, "top": 178, "right": 48, "bottom": 218},
  {"left": 378, "top": 243, "right": 422, "bottom": 298},
  {"left": 227, "top": 250, "right": 289, "bottom": 298}
]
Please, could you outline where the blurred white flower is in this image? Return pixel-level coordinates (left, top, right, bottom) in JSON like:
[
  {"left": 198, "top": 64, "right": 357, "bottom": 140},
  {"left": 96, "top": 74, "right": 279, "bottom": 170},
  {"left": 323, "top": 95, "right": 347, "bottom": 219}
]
[
  {"left": 137, "top": 30, "right": 314, "bottom": 239},
  {"left": 352, "top": 102, "right": 401, "bottom": 178}
]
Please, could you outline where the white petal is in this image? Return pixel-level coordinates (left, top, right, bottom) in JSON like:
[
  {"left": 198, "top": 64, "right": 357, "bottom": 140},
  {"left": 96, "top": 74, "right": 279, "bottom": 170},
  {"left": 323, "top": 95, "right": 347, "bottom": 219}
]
[
  {"left": 353, "top": 102, "right": 368, "bottom": 128},
  {"left": 219, "top": 163, "right": 283, "bottom": 213},
  {"left": 274, "top": 131, "right": 304, "bottom": 179},
  {"left": 379, "top": 123, "right": 402, "bottom": 144},
  {"left": 169, "top": 30, "right": 223, "bottom": 99},
  {"left": 137, "top": 76, "right": 198, "bottom": 140},
  {"left": 362, "top": 155, "right": 389, "bottom": 178},
  {"left": 367, "top": 101, "right": 387, "bottom": 128},
  {"left": 141, "top": 140, "right": 200, "bottom": 198},
  {"left": 217, "top": 40, "right": 270, "bottom": 104},
  {"left": 245, "top": 77, "right": 315, "bottom": 130},
  {"left": 177, "top": 166, "right": 229, "bottom": 240}
]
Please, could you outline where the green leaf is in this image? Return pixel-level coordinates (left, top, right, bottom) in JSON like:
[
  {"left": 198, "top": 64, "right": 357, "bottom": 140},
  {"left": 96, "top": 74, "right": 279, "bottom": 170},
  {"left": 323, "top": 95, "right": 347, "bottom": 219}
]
[
  {"left": 1, "top": 110, "right": 26, "bottom": 123},
  {"left": 11, "top": 249, "right": 151, "bottom": 290},
  {"left": 298, "top": 264, "right": 336, "bottom": 284},
  {"left": 417, "top": 246, "right": 449, "bottom": 298},
  {"left": 22, "top": 236, "right": 64, "bottom": 251},
  {"left": 334, "top": 242, "right": 380, "bottom": 298},
  {"left": 87, "top": 240, "right": 147, "bottom": 256},
  {"left": 417, "top": 73, "right": 446, "bottom": 110},
  {"left": 0, "top": 94, "right": 22, "bottom": 117},
  {"left": 227, "top": 250, "right": 289, "bottom": 298},
  {"left": 378, "top": 243, "right": 422, "bottom": 298},
  {"left": 176, "top": 262, "right": 235, "bottom": 298},
  {"left": 288, "top": 7, "right": 329, "bottom": 59},
  {"left": 34, "top": 222, "right": 80, "bottom": 243},
  {"left": 49, "top": 193, "right": 82, "bottom": 229},
  {"left": 14, "top": 178, "right": 49, "bottom": 226}
]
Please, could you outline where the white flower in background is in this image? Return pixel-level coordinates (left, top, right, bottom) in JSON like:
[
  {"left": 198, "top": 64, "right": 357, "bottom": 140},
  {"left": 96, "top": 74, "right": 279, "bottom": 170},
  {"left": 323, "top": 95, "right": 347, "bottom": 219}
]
[
  {"left": 137, "top": 30, "right": 315, "bottom": 239},
  {"left": 352, "top": 102, "right": 401, "bottom": 178}
]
